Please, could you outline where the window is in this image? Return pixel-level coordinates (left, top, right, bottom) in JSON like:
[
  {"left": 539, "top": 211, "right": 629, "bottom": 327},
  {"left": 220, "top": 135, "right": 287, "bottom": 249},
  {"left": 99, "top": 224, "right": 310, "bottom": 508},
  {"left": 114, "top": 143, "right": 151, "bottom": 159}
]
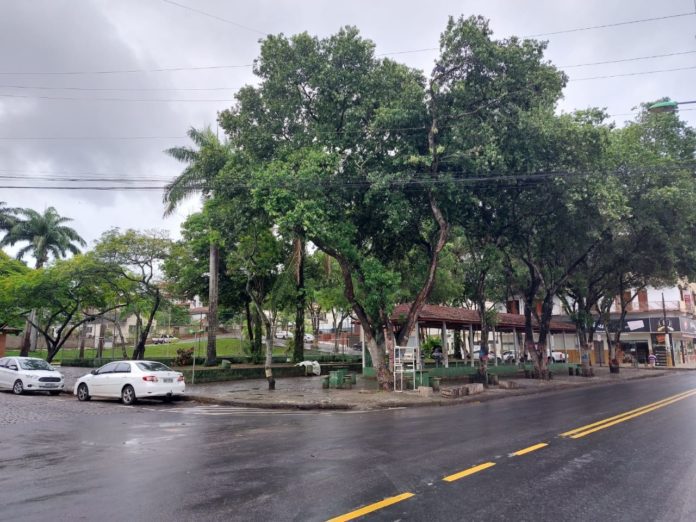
[
  {"left": 0, "top": 358, "right": 7, "bottom": 368},
  {"left": 115, "top": 363, "right": 131, "bottom": 373},
  {"left": 136, "top": 362, "right": 172, "bottom": 372},
  {"left": 19, "top": 359, "right": 52, "bottom": 371},
  {"left": 97, "top": 362, "right": 119, "bottom": 374}
]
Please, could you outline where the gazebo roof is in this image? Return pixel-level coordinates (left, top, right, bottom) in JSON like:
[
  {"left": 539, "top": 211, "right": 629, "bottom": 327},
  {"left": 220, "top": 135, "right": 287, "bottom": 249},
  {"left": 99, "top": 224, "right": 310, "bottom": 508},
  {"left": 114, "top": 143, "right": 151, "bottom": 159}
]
[
  {"left": 0, "top": 326, "right": 22, "bottom": 335},
  {"left": 392, "top": 304, "right": 576, "bottom": 333}
]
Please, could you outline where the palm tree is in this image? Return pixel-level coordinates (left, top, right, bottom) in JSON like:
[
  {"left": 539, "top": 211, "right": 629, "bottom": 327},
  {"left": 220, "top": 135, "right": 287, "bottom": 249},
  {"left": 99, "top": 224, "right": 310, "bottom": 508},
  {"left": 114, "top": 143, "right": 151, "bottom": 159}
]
[
  {"left": 0, "top": 201, "right": 17, "bottom": 236},
  {"left": 1, "top": 207, "right": 86, "bottom": 269},
  {"left": 1, "top": 206, "right": 86, "bottom": 355},
  {"left": 164, "top": 126, "right": 230, "bottom": 367}
]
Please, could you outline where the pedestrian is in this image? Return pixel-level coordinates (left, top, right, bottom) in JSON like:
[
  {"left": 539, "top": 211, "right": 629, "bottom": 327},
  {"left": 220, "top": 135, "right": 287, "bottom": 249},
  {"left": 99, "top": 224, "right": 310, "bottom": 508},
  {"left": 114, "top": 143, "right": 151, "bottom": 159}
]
[
  {"left": 648, "top": 353, "right": 657, "bottom": 367},
  {"left": 432, "top": 346, "right": 443, "bottom": 367}
]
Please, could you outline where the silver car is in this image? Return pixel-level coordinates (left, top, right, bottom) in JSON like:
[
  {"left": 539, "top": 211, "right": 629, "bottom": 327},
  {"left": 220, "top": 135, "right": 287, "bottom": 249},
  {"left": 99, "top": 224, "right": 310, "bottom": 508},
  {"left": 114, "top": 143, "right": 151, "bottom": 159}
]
[{"left": 0, "top": 357, "right": 65, "bottom": 395}]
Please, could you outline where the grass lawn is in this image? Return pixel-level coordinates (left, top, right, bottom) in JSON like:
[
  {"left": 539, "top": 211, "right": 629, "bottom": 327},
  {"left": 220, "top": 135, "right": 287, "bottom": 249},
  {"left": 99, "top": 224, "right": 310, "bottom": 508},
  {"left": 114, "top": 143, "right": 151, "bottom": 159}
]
[{"left": 4, "top": 337, "right": 320, "bottom": 362}]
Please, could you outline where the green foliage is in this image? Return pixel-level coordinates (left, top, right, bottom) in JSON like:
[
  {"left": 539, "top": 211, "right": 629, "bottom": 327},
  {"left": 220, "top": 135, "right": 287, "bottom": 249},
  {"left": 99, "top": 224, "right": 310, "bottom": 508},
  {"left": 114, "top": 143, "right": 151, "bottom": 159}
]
[
  {"left": 420, "top": 336, "right": 443, "bottom": 359},
  {"left": 0, "top": 254, "right": 130, "bottom": 360},
  {"left": 0, "top": 206, "right": 85, "bottom": 268},
  {"left": 173, "top": 347, "right": 194, "bottom": 366}
]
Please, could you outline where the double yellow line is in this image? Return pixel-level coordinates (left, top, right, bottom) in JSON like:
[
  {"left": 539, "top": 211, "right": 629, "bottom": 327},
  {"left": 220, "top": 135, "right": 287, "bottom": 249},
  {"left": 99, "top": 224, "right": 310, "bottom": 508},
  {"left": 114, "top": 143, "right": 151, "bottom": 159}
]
[
  {"left": 561, "top": 388, "right": 696, "bottom": 439},
  {"left": 327, "top": 388, "right": 696, "bottom": 521}
]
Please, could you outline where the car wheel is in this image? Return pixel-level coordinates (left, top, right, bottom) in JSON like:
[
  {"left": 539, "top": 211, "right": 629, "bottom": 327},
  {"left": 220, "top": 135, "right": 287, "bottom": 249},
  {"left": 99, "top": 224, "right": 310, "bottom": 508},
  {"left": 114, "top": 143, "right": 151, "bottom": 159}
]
[
  {"left": 76, "top": 383, "right": 91, "bottom": 401},
  {"left": 49, "top": 391, "right": 61, "bottom": 396},
  {"left": 121, "top": 385, "right": 137, "bottom": 405},
  {"left": 12, "top": 380, "right": 24, "bottom": 395}
]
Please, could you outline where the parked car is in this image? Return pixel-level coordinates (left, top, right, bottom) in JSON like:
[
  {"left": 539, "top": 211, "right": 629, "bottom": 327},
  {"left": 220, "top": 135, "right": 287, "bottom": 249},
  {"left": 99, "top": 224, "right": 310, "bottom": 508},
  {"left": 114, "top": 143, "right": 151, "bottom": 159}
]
[
  {"left": 151, "top": 334, "right": 178, "bottom": 345},
  {"left": 549, "top": 351, "right": 567, "bottom": 363},
  {"left": 0, "top": 357, "right": 64, "bottom": 395},
  {"left": 274, "top": 330, "right": 291, "bottom": 339},
  {"left": 502, "top": 351, "right": 516, "bottom": 363},
  {"left": 464, "top": 351, "right": 503, "bottom": 364},
  {"left": 74, "top": 360, "right": 185, "bottom": 405},
  {"left": 304, "top": 333, "right": 315, "bottom": 343}
]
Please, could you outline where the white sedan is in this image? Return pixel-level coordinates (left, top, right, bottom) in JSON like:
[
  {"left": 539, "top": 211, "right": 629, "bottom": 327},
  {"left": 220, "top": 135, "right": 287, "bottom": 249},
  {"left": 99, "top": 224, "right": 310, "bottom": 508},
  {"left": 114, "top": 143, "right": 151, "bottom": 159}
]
[
  {"left": 0, "top": 357, "right": 65, "bottom": 395},
  {"left": 74, "top": 360, "right": 185, "bottom": 405}
]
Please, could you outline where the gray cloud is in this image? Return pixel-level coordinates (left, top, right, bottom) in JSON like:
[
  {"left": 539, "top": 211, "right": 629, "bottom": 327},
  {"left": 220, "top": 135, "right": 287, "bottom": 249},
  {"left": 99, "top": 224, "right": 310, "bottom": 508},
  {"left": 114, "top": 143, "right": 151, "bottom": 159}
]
[{"left": 1, "top": 0, "right": 693, "bottom": 250}]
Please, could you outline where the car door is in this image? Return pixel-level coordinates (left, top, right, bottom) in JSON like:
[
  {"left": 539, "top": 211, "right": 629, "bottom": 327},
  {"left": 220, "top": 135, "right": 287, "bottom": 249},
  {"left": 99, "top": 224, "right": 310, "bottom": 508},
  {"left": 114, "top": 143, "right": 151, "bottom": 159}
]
[
  {"left": 0, "top": 358, "right": 9, "bottom": 388},
  {"left": 90, "top": 362, "right": 119, "bottom": 396},
  {"left": 107, "top": 362, "right": 132, "bottom": 395},
  {"left": 2, "top": 358, "right": 20, "bottom": 388}
]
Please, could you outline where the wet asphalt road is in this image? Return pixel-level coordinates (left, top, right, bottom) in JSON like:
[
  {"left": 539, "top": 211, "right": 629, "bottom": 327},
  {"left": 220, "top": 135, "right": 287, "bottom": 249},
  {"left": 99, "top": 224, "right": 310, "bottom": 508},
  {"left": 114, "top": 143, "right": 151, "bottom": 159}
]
[{"left": 1, "top": 374, "right": 696, "bottom": 522}]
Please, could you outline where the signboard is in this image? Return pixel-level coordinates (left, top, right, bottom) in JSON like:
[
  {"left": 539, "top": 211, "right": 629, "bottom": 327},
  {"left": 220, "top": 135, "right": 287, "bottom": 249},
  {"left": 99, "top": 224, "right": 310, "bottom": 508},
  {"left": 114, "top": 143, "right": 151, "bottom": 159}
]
[
  {"left": 597, "top": 316, "right": 682, "bottom": 334},
  {"left": 680, "top": 317, "right": 696, "bottom": 336}
]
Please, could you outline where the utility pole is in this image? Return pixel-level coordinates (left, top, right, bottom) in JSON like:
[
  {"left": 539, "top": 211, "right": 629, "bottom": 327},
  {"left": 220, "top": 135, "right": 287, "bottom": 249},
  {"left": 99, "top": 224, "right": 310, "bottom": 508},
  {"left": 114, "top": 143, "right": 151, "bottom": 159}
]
[{"left": 662, "top": 293, "right": 676, "bottom": 367}]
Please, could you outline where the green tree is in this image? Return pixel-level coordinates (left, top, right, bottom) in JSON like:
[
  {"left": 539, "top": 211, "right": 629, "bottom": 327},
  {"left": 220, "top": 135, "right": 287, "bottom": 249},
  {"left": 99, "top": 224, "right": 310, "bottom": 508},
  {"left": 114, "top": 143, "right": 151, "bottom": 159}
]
[
  {"left": 1, "top": 206, "right": 86, "bottom": 356},
  {"left": 94, "top": 229, "right": 172, "bottom": 360},
  {"left": 0, "top": 202, "right": 17, "bottom": 237},
  {"left": 0, "top": 251, "right": 29, "bottom": 330},
  {"left": 0, "top": 255, "right": 129, "bottom": 362},
  {"left": 164, "top": 126, "right": 232, "bottom": 366}
]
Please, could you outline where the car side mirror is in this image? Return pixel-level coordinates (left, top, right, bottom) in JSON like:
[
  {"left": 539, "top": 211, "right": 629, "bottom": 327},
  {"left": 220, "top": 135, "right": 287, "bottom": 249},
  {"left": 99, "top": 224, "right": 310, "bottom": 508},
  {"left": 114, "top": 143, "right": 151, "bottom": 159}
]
[
  {"left": 8, "top": 365, "right": 18, "bottom": 371},
  {"left": 90, "top": 369, "right": 98, "bottom": 375}
]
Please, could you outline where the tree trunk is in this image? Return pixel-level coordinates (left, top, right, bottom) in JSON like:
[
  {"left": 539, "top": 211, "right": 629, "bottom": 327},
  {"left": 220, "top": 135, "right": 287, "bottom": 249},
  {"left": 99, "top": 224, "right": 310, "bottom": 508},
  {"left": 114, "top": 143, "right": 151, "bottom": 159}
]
[
  {"left": 332, "top": 311, "right": 339, "bottom": 354},
  {"left": 19, "top": 312, "right": 34, "bottom": 357},
  {"left": 477, "top": 301, "right": 490, "bottom": 377},
  {"left": 367, "top": 327, "right": 392, "bottom": 391},
  {"left": 252, "top": 308, "right": 263, "bottom": 363},
  {"left": 133, "top": 292, "right": 160, "bottom": 360},
  {"left": 96, "top": 317, "right": 105, "bottom": 359},
  {"left": 245, "top": 299, "right": 254, "bottom": 344},
  {"left": 29, "top": 313, "right": 38, "bottom": 352},
  {"left": 308, "top": 305, "right": 321, "bottom": 347},
  {"left": 78, "top": 324, "right": 86, "bottom": 359},
  {"left": 293, "top": 236, "right": 305, "bottom": 363},
  {"left": 205, "top": 242, "right": 219, "bottom": 366}
]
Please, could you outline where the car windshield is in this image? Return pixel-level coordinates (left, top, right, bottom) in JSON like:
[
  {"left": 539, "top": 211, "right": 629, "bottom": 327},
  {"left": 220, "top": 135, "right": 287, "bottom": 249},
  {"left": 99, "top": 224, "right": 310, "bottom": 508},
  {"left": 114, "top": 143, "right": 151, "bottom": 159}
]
[
  {"left": 19, "top": 359, "right": 53, "bottom": 371},
  {"left": 136, "top": 362, "right": 172, "bottom": 372}
]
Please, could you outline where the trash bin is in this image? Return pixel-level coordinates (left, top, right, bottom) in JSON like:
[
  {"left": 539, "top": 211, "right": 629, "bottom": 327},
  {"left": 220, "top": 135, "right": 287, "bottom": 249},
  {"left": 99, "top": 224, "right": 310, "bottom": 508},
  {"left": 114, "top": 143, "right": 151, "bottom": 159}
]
[{"left": 221, "top": 359, "right": 231, "bottom": 369}]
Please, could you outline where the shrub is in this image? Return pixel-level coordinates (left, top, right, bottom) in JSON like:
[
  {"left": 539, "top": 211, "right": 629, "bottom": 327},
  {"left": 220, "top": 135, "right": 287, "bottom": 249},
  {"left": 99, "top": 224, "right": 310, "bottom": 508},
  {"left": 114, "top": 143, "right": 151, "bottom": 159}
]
[{"left": 174, "top": 347, "right": 193, "bottom": 366}]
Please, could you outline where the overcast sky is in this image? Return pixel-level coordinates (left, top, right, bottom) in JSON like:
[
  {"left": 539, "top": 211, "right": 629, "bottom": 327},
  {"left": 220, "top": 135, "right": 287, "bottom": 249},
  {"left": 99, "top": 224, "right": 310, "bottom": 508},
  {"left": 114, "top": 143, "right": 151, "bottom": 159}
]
[{"left": 1, "top": 0, "right": 695, "bottom": 256}]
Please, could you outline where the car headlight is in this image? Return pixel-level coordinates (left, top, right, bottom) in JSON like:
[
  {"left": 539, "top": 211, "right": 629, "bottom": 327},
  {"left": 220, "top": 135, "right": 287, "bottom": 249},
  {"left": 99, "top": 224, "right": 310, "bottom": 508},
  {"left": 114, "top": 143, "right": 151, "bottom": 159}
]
[{"left": 29, "top": 374, "right": 40, "bottom": 380}]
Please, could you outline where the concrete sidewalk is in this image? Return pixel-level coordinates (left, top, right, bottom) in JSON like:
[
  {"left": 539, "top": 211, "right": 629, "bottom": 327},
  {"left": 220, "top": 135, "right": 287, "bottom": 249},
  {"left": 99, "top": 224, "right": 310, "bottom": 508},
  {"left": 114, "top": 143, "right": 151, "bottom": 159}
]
[{"left": 183, "top": 366, "right": 674, "bottom": 410}]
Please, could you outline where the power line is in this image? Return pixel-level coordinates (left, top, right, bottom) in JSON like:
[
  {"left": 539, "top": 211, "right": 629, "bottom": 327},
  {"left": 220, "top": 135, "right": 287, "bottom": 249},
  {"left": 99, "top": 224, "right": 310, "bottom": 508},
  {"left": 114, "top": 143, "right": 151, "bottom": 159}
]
[
  {"left": 159, "top": 0, "right": 267, "bottom": 36},
  {"left": 0, "top": 136, "right": 187, "bottom": 141},
  {"left": 572, "top": 64, "right": 696, "bottom": 81},
  {"left": 524, "top": 11, "right": 696, "bottom": 37},
  {"left": 0, "top": 8, "right": 694, "bottom": 78},
  {"left": 0, "top": 63, "right": 254, "bottom": 76},
  {"left": 1, "top": 162, "right": 693, "bottom": 191},
  {"left": 3, "top": 47, "right": 696, "bottom": 92},
  {"left": 1, "top": 107, "right": 693, "bottom": 142},
  {"left": 559, "top": 50, "right": 696, "bottom": 68},
  {"left": 0, "top": 84, "right": 241, "bottom": 92},
  {"left": 3, "top": 58, "right": 694, "bottom": 103},
  {"left": 0, "top": 93, "right": 236, "bottom": 103}
]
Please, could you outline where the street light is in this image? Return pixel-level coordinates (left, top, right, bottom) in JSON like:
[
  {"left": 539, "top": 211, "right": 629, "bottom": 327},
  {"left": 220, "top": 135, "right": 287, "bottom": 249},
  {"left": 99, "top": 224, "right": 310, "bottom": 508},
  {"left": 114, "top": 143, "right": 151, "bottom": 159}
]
[{"left": 648, "top": 99, "right": 696, "bottom": 113}]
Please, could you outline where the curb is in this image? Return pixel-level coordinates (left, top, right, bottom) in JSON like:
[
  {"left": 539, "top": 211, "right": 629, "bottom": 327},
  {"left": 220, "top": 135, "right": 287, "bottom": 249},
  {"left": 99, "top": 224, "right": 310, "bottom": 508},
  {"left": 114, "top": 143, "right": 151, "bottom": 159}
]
[{"left": 181, "top": 371, "right": 670, "bottom": 411}]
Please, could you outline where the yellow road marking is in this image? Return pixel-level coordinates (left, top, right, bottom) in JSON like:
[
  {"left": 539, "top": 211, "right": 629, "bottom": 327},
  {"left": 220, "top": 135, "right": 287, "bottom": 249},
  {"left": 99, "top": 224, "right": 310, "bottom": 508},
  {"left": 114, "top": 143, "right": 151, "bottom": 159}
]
[
  {"left": 443, "top": 461, "right": 496, "bottom": 482},
  {"left": 570, "top": 390, "right": 696, "bottom": 439},
  {"left": 326, "top": 492, "right": 415, "bottom": 522},
  {"left": 560, "top": 389, "right": 696, "bottom": 437},
  {"left": 512, "top": 443, "right": 548, "bottom": 456}
]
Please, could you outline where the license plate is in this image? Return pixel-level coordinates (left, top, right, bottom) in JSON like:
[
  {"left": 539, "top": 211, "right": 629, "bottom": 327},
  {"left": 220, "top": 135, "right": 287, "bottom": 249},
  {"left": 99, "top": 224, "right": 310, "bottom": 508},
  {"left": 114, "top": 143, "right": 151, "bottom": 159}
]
[
  {"left": 163, "top": 378, "right": 173, "bottom": 383},
  {"left": 44, "top": 384, "right": 58, "bottom": 388}
]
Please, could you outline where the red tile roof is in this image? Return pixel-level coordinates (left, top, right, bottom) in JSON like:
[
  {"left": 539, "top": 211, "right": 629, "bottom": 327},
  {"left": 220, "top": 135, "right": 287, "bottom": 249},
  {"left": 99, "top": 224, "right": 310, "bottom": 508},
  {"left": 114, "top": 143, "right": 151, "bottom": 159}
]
[{"left": 391, "top": 304, "right": 576, "bottom": 333}]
